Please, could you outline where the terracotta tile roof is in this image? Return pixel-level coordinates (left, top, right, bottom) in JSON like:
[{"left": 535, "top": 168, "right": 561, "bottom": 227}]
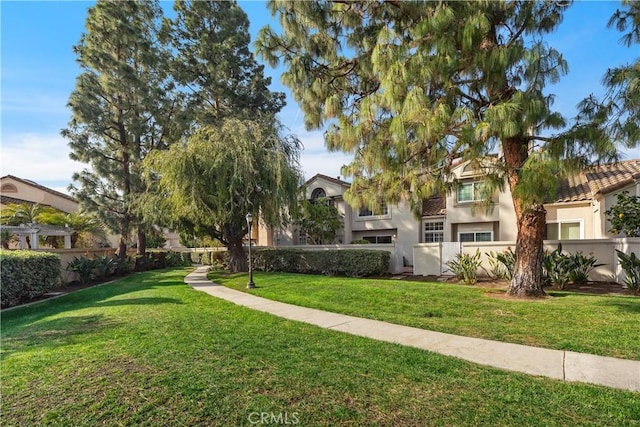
[
  {"left": 554, "top": 160, "right": 640, "bottom": 203},
  {"left": 1, "top": 175, "right": 77, "bottom": 203},
  {"left": 421, "top": 194, "right": 446, "bottom": 216},
  {"left": 584, "top": 160, "right": 640, "bottom": 196}
]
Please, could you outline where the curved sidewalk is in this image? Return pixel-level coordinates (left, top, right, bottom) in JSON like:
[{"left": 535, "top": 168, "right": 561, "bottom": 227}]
[{"left": 185, "top": 266, "right": 639, "bottom": 392}]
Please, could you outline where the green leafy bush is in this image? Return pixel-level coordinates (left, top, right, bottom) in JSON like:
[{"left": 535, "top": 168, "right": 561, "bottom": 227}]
[
  {"left": 1, "top": 250, "right": 62, "bottom": 308},
  {"left": 569, "top": 251, "right": 604, "bottom": 284},
  {"left": 488, "top": 249, "right": 515, "bottom": 280},
  {"left": 67, "top": 256, "right": 97, "bottom": 285},
  {"left": 135, "top": 251, "right": 195, "bottom": 271},
  {"left": 350, "top": 239, "right": 371, "bottom": 244},
  {"left": 210, "top": 251, "right": 228, "bottom": 268},
  {"left": 93, "top": 255, "right": 118, "bottom": 279},
  {"left": 446, "top": 250, "right": 482, "bottom": 286},
  {"left": 165, "top": 251, "right": 192, "bottom": 267},
  {"left": 253, "top": 249, "right": 389, "bottom": 277},
  {"left": 606, "top": 191, "right": 640, "bottom": 237},
  {"left": 616, "top": 250, "right": 640, "bottom": 295},
  {"left": 543, "top": 243, "right": 573, "bottom": 289}
]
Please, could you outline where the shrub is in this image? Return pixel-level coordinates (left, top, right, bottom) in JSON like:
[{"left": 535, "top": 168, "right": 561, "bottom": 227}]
[
  {"left": 446, "top": 250, "right": 482, "bottom": 286},
  {"left": 1, "top": 250, "right": 62, "bottom": 308},
  {"left": 616, "top": 250, "right": 640, "bottom": 295},
  {"left": 114, "top": 255, "right": 134, "bottom": 276},
  {"left": 569, "top": 251, "right": 604, "bottom": 284},
  {"left": 252, "top": 248, "right": 389, "bottom": 277},
  {"left": 488, "top": 249, "right": 515, "bottom": 280},
  {"left": 543, "top": 243, "right": 574, "bottom": 289},
  {"left": 350, "top": 239, "right": 371, "bottom": 244},
  {"left": 67, "top": 256, "right": 97, "bottom": 285},
  {"left": 210, "top": 250, "right": 228, "bottom": 268},
  {"left": 165, "top": 251, "right": 191, "bottom": 267},
  {"left": 93, "top": 255, "right": 118, "bottom": 279}
]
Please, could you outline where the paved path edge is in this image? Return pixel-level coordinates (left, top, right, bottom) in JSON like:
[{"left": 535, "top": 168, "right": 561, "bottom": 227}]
[{"left": 185, "top": 266, "right": 640, "bottom": 392}]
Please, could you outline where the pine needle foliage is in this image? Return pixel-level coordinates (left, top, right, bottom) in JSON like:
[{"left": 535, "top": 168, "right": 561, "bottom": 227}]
[{"left": 257, "top": 0, "right": 638, "bottom": 297}]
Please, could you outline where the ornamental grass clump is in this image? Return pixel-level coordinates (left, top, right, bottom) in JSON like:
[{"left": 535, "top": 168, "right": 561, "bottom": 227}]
[
  {"left": 616, "top": 250, "right": 640, "bottom": 295},
  {"left": 446, "top": 250, "right": 482, "bottom": 286}
]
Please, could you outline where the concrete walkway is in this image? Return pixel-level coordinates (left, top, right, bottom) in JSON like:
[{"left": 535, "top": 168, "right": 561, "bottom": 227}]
[{"left": 185, "top": 266, "right": 640, "bottom": 392}]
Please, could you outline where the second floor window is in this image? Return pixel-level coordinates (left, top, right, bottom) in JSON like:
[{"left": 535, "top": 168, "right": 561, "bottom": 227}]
[
  {"left": 457, "top": 182, "right": 484, "bottom": 203},
  {"left": 359, "top": 201, "right": 388, "bottom": 217}
]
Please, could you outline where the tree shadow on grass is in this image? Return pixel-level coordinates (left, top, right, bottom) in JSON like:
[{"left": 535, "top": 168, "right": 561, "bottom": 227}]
[
  {"left": 599, "top": 299, "right": 640, "bottom": 313},
  {"left": 94, "top": 297, "right": 183, "bottom": 307},
  {"left": 1, "top": 269, "right": 189, "bottom": 330},
  {"left": 1, "top": 314, "right": 118, "bottom": 357}
]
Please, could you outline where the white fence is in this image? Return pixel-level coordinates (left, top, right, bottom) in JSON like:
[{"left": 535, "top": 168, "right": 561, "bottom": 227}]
[{"left": 414, "top": 238, "right": 640, "bottom": 284}]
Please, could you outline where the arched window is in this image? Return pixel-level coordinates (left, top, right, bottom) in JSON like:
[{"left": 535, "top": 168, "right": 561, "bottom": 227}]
[
  {"left": 311, "top": 188, "right": 326, "bottom": 200},
  {"left": 1, "top": 183, "right": 17, "bottom": 193}
]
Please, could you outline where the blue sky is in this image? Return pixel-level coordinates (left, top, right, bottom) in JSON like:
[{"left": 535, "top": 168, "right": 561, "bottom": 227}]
[{"left": 1, "top": 1, "right": 638, "bottom": 194}]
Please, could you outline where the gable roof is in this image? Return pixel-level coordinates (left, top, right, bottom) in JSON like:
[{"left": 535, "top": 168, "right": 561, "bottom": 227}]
[
  {"left": 1, "top": 175, "right": 77, "bottom": 203},
  {"left": 304, "top": 173, "right": 351, "bottom": 188},
  {"left": 555, "top": 160, "right": 640, "bottom": 203}
]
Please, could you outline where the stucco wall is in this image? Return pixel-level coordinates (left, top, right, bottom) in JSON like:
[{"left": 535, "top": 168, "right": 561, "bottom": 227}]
[
  {"left": 413, "top": 238, "right": 640, "bottom": 284},
  {"left": 1, "top": 177, "right": 78, "bottom": 213}
]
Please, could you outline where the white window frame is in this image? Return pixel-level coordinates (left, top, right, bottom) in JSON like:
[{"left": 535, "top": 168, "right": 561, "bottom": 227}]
[
  {"left": 546, "top": 219, "right": 584, "bottom": 240},
  {"left": 458, "top": 231, "right": 493, "bottom": 242},
  {"left": 457, "top": 181, "right": 484, "bottom": 203},
  {"left": 424, "top": 221, "right": 444, "bottom": 243}
]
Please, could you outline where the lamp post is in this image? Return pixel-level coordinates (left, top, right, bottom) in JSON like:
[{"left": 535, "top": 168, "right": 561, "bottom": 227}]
[{"left": 246, "top": 212, "right": 256, "bottom": 289}]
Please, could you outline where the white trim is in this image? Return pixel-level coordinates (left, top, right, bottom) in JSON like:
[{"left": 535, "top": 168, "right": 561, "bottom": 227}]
[{"left": 423, "top": 219, "right": 445, "bottom": 243}]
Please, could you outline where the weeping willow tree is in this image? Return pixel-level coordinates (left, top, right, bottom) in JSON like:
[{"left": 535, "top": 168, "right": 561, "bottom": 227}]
[
  {"left": 142, "top": 118, "right": 302, "bottom": 272},
  {"left": 256, "top": 0, "right": 636, "bottom": 297}
]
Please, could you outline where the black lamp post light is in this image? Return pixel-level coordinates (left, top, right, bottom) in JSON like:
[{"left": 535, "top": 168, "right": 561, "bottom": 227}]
[{"left": 246, "top": 212, "right": 256, "bottom": 289}]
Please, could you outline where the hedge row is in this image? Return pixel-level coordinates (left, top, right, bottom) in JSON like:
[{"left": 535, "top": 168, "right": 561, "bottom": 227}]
[
  {"left": 252, "top": 248, "right": 390, "bottom": 277},
  {"left": 1, "top": 250, "right": 62, "bottom": 308},
  {"left": 187, "top": 250, "right": 228, "bottom": 267},
  {"left": 134, "top": 250, "right": 193, "bottom": 272}
]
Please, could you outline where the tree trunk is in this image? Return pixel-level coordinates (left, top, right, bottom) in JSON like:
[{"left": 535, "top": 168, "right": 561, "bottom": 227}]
[
  {"left": 503, "top": 137, "right": 547, "bottom": 298},
  {"left": 227, "top": 236, "right": 247, "bottom": 273},
  {"left": 137, "top": 228, "right": 146, "bottom": 255},
  {"left": 507, "top": 204, "right": 547, "bottom": 298},
  {"left": 118, "top": 237, "right": 127, "bottom": 261}
]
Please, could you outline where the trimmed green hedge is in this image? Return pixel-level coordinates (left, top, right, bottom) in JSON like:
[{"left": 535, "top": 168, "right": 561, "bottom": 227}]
[
  {"left": 1, "top": 250, "right": 62, "bottom": 308},
  {"left": 188, "top": 250, "right": 228, "bottom": 268},
  {"left": 252, "top": 248, "right": 390, "bottom": 277},
  {"left": 134, "top": 251, "right": 192, "bottom": 272}
]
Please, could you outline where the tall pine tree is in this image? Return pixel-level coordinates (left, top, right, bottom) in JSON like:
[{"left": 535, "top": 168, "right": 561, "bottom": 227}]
[
  {"left": 137, "top": 1, "right": 302, "bottom": 272},
  {"left": 165, "top": 0, "right": 285, "bottom": 124},
  {"left": 257, "top": 1, "right": 628, "bottom": 297},
  {"left": 62, "top": 0, "right": 179, "bottom": 257}
]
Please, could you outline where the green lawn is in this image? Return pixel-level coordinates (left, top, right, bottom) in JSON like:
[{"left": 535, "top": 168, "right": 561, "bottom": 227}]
[
  {"left": 2, "top": 268, "right": 638, "bottom": 426},
  {"left": 211, "top": 271, "right": 640, "bottom": 360}
]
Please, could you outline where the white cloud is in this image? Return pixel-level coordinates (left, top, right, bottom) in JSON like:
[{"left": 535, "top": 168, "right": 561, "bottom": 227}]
[
  {"left": 295, "top": 127, "right": 326, "bottom": 152},
  {"left": 1, "top": 133, "right": 81, "bottom": 191}
]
